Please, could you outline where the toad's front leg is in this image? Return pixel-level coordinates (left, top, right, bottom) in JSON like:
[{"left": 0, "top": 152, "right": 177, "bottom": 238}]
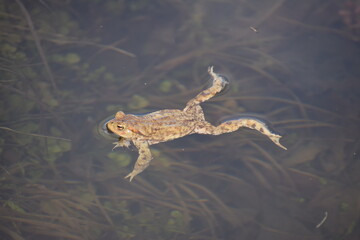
[
  {"left": 125, "top": 140, "right": 153, "bottom": 182},
  {"left": 112, "top": 137, "right": 131, "bottom": 150}
]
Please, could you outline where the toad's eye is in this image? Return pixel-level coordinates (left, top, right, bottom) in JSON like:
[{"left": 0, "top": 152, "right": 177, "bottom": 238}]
[{"left": 117, "top": 125, "right": 125, "bottom": 130}]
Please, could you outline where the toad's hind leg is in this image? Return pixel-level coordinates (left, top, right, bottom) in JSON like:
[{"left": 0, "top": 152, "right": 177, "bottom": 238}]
[
  {"left": 183, "top": 66, "right": 228, "bottom": 113},
  {"left": 195, "top": 118, "right": 287, "bottom": 150},
  {"left": 125, "top": 140, "right": 153, "bottom": 182}
]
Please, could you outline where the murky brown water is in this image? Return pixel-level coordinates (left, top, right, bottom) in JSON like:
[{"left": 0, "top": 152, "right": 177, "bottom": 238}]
[{"left": 1, "top": 0, "right": 359, "bottom": 239}]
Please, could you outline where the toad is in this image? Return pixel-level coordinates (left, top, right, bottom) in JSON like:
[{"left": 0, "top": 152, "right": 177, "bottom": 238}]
[{"left": 106, "top": 67, "right": 287, "bottom": 181}]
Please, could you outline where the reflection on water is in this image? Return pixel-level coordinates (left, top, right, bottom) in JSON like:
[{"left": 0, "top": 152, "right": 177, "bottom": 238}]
[{"left": 0, "top": 0, "right": 359, "bottom": 239}]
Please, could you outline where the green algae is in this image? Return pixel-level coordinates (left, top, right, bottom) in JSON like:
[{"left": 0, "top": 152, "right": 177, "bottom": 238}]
[
  {"left": 107, "top": 152, "right": 132, "bottom": 167},
  {"left": 127, "top": 94, "right": 149, "bottom": 110}
]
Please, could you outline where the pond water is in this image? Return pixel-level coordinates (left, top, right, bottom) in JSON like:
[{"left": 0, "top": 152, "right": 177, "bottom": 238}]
[{"left": 0, "top": 0, "right": 359, "bottom": 239}]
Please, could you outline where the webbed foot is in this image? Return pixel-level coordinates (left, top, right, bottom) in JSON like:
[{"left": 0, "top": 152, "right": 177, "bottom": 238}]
[
  {"left": 112, "top": 138, "right": 131, "bottom": 150},
  {"left": 208, "top": 66, "right": 228, "bottom": 88},
  {"left": 124, "top": 171, "right": 137, "bottom": 182},
  {"left": 267, "top": 133, "right": 287, "bottom": 150}
]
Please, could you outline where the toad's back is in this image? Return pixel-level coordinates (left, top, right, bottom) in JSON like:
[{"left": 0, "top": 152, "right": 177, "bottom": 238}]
[{"left": 125, "top": 109, "right": 197, "bottom": 143}]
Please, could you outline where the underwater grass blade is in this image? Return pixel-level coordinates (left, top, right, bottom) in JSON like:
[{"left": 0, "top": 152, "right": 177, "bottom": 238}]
[
  {"left": 0, "top": 225, "right": 25, "bottom": 240},
  {"left": 249, "top": 141, "right": 294, "bottom": 188},
  {"left": 176, "top": 182, "right": 217, "bottom": 234},
  {"left": 165, "top": 182, "right": 192, "bottom": 225},
  {"left": 181, "top": 180, "right": 238, "bottom": 225},
  {"left": 15, "top": 0, "right": 57, "bottom": 90},
  {"left": 243, "top": 156, "right": 274, "bottom": 190},
  {"left": 0, "top": 126, "right": 71, "bottom": 141},
  {"left": 87, "top": 184, "right": 114, "bottom": 226}
]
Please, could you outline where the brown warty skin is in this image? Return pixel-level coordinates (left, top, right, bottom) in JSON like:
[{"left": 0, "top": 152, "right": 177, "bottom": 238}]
[{"left": 106, "top": 67, "right": 287, "bottom": 181}]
